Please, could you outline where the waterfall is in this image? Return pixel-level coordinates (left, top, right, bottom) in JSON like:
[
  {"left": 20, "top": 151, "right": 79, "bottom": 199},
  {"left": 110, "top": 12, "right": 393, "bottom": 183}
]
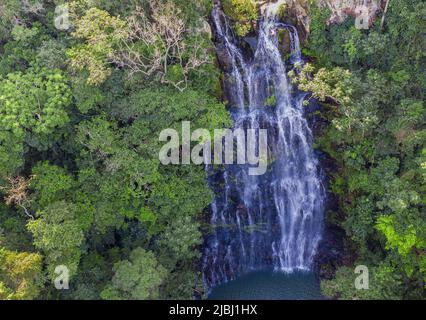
[
  {"left": 275, "top": 23, "right": 302, "bottom": 64},
  {"left": 203, "top": 3, "right": 325, "bottom": 290}
]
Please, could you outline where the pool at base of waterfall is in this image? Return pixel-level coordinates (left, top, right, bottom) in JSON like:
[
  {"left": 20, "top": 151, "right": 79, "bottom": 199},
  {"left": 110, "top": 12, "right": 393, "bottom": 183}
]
[{"left": 208, "top": 270, "right": 323, "bottom": 300}]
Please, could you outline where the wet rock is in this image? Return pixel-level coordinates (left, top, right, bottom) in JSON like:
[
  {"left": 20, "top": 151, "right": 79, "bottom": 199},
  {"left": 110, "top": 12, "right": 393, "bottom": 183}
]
[
  {"left": 243, "top": 36, "right": 258, "bottom": 53},
  {"left": 277, "top": 28, "right": 292, "bottom": 56},
  {"left": 314, "top": 225, "right": 347, "bottom": 279},
  {"left": 215, "top": 43, "right": 234, "bottom": 72},
  {"left": 278, "top": 0, "right": 311, "bottom": 44},
  {"left": 237, "top": 203, "right": 248, "bottom": 212},
  {"left": 304, "top": 100, "right": 351, "bottom": 280}
]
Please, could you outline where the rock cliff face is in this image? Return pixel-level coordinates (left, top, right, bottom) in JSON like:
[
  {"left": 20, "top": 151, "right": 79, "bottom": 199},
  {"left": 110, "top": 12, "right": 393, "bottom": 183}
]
[
  {"left": 317, "top": 0, "right": 384, "bottom": 25},
  {"left": 260, "top": 0, "right": 385, "bottom": 43},
  {"left": 276, "top": 0, "right": 311, "bottom": 43}
]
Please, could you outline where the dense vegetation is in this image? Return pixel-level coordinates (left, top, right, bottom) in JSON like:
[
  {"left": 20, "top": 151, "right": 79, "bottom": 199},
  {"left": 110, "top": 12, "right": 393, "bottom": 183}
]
[
  {"left": 298, "top": 0, "right": 425, "bottom": 299},
  {"left": 0, "top": 0, "right": 230, "bottom": 300},
  {"left": 0, "top": 0, "right": 424, "bottom": 300}
]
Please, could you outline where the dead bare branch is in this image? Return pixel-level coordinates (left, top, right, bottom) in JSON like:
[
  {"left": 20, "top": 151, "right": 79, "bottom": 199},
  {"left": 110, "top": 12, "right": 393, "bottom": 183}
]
[
  {"left": 0, "top": 176, "right": 34, "bottom": 219},
  {"left": 111, "top": 1, "right": 210, "bottom": 91}
]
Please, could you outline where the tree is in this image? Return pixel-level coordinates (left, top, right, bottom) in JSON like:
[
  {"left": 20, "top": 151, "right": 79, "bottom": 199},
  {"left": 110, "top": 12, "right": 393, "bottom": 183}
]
[
  {"left": 111, "top": 1, "right": 211, "bottom": 91},
  {"left": 0, "top": 67, "right": 72, "bottom": 150},
  {"left": 158, "top": 216, "right": 203, "bottom": 261},
  {"left": 0, "top": 176, "right": 33, "bottom": 219},
  {"left": 101, "top": 248, "right": 167, "bottom": 300},
  {"left": 67, "top": 7, "right": 128, "bottom": 85},
  {"left": 222, "top": 0, "right": 259, "bottom": 37},
  {"left": 30, "top": 162, "right": 75, "bottom": 210},
  {"left": 0, "top": 131, "right": 24, "bottom": 178},
  {"left": 27, "top": 201, "right": 85, "bottom": 280},
  {"left": 0, "top": 247, "right": 43, "bottom": 300},
  {"left": 289, "top": 63, "right": 353, "bottom": 105},
  {"left": 321, "top": 264, "right": 404, "bottom": 300},
  {"left": 0, "top": 0, "right": 44, "bottom": 42}
]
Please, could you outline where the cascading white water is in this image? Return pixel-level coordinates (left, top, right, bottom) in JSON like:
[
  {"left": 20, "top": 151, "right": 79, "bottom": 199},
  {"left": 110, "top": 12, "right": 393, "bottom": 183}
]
[{"left": 203, "top": 3, "right": 325, "bottom": 289}]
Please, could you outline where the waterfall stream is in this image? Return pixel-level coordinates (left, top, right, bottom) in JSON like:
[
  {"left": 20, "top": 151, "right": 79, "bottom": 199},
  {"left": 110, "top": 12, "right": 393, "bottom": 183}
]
[{"left": 202, "top": 3, "right": 325, "bottom": 290}]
